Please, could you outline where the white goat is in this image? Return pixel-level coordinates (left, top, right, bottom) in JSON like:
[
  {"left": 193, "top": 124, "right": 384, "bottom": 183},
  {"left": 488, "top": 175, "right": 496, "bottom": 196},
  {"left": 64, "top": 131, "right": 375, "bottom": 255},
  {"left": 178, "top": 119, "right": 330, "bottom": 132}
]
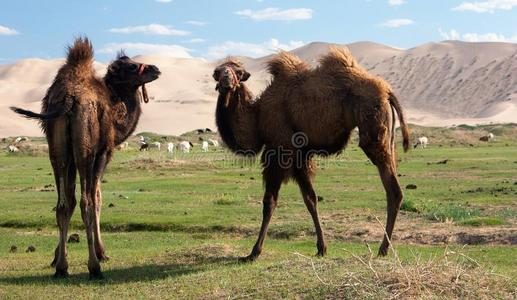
[
  {"left": 207, "top": 139, "right": 219, "bottom": 147},
  {"left": 202, "top": 141, "right": 209, "bottom": 152},
  {"left": 149, "top": 142, "right": 161, "bottom": 151},
  {"left": 117, "top": 141, "right": 129, "bottom": 150},
  {"left": 8, "top": 145, "right": 19, "bottom": 152},
  {"left": 179, "top": 141, "right": 193, "bottom": 153},
  {"left": 413, "top": 136, "right": 428, "bottom": 149},
  {"left": 14, "top": 136, "right": 29, "bottom": 144},
  {"left": 167, "top": 142, "right": 174, "bottom": 153}
]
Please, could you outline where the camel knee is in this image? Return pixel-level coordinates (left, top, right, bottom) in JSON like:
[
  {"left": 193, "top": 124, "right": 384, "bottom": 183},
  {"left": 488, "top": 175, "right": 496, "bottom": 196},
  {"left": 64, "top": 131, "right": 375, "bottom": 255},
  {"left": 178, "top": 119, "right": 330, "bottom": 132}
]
[
  {"left": 387, "top": 179, "right": 403, "bottom": 207},
  {"left": 57, "top": 176, "right": 67, "bottom": 208},
  {"left": 262, "top": 194, "right": 277, "bottom": 211},
  {"left": 80, "top": 200, "right": 94, "bottom": 224}
]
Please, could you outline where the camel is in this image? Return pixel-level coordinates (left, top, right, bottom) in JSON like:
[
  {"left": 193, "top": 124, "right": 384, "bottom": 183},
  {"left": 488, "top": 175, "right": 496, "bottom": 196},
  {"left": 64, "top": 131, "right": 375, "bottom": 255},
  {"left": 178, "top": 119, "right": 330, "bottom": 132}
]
[
  {"left": 213, "top": 47, "right": 410, "bottom": 261},
  {"left": 11, "top": 37, "right": 161, "bottom": 278}
]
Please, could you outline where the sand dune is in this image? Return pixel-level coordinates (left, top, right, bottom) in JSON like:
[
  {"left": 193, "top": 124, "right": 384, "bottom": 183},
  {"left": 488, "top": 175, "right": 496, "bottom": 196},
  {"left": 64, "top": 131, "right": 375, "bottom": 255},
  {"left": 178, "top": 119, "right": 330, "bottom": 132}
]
[{"left": 1, "top": 40, "right": 516, "bottom": 137}]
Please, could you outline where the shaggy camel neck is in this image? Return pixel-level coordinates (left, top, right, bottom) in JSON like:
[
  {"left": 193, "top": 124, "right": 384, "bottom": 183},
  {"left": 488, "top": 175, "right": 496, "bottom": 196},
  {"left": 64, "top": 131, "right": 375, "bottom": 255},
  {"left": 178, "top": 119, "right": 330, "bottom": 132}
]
[
  {"left": 215, "top": 86, "right": 262, "bottom": 154},
  {"left": 106, "top": 81, "right": 143, "bottom": 145}
]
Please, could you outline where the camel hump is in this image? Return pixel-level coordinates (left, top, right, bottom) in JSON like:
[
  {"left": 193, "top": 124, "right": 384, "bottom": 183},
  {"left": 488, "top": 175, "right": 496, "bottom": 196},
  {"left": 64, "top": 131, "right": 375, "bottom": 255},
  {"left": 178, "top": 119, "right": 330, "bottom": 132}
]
[
  {"left": 66, "top": 37, "right": 94, "bottom": 67},
  {"left": 319, "top": 46, "right": 360, "bottom": 70},
  {"left": 267, "top": 51, "right": 309, "bottom": 78}
]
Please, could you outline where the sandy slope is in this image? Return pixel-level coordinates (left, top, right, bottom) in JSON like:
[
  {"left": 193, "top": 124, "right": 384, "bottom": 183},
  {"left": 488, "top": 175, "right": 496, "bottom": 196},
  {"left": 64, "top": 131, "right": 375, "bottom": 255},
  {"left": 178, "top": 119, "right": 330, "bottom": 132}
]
[{"left": 1, "top": 41, "right": 516, "bottom": 137}]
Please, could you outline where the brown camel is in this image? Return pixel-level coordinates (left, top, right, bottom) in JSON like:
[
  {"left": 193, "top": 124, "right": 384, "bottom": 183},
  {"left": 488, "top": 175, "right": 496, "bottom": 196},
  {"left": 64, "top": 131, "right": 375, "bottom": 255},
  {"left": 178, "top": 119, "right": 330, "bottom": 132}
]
[
  {"left": 213, "top": 47, "right": 410, "bottom": 261},
  {"left": 11, "top": 37, "right": 161, "bottom": 278}
]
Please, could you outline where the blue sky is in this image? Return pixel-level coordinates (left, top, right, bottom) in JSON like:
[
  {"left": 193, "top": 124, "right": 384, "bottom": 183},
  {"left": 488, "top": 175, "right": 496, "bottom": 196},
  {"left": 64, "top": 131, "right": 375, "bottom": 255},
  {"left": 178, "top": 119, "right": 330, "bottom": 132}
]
[{"left": 1, "top": 0, "right": 517, "bottom": 63}]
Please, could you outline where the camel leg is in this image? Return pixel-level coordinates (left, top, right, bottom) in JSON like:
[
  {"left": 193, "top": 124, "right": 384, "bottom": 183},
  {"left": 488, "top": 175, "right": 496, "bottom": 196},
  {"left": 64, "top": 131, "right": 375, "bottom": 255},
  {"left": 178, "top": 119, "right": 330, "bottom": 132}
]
[
  {"left": 358, "top": 112, "right": 403, "bottom": 256},
  {"left": 77, "top": 159, "right": 103, "bottom": 279},
  {"left": 376, "top": 161, "right": 402, "bottom": 256},
  {"left": 92, "top": 151, "right": 111, "bottom": 262},
  {"left": 51, "top": 160, "right": 77, "bottom": 277},
  {"left": 294, "top": 163, "right": 326, "bottom": 256},
  {"left": 46, "top": 121, "right": 77, "bottom": 277},
  {"left": 241, "top": 164, "right": 284, "bottom": 262}
]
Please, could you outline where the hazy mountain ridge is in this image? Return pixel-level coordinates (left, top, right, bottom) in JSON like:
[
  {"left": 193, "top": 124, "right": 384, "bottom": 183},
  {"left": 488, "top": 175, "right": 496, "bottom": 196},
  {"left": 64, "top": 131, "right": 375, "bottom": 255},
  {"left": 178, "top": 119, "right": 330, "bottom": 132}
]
[{"left": 1, "top": 40, "right": 516, "bottom": 137}]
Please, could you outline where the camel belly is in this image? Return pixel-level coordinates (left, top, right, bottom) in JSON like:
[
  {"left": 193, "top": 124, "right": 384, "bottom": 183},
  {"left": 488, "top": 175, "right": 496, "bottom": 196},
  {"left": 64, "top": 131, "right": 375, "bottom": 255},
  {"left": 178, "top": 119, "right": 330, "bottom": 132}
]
[{"left": 288, "top": 97, "right": 355, "bottom": 147}]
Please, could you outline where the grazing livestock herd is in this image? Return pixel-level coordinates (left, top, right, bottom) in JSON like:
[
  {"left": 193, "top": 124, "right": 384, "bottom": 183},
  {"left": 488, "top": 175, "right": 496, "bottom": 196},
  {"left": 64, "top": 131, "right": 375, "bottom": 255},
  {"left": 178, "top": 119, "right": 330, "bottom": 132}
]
[
  {"left": 135, "top": 135, "right": 214, "bottom": 153},
  {"left": 4, "top": 37, "right": 502, "bottom": 279}
]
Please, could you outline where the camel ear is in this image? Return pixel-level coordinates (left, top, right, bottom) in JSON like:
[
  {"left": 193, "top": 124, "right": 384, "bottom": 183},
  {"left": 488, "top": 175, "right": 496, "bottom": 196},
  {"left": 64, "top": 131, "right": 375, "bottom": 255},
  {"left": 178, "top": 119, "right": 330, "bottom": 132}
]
[
  {"left": 108, "top": 63, "right": 119, "bottom": 74},
  {"left": 241, "top": 71, "right": 250, "bottom": 82}
]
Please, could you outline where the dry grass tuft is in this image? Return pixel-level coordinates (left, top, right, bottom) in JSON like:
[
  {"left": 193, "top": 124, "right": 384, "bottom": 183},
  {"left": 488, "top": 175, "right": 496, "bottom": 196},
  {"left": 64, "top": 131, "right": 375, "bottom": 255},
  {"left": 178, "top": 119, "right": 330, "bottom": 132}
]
[
  {"left": 292, "top": 217, "right": 515, "bottom": 299},
  {"left": 293, "top": 246, "right": 514, "bottom": 299}
]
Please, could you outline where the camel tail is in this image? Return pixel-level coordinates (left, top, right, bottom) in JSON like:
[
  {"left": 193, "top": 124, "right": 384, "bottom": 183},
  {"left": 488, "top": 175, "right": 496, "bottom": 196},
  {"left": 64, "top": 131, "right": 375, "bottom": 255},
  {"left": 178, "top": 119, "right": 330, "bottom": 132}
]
[
  {"left": 10, "top": 106, "right": 65, "bottom": 120},
  {"left": 388, "top": 92, "right": 410, "bottom": 152},
  {"left": 66, "top": 36, "right": 94, "bottom": 67}
]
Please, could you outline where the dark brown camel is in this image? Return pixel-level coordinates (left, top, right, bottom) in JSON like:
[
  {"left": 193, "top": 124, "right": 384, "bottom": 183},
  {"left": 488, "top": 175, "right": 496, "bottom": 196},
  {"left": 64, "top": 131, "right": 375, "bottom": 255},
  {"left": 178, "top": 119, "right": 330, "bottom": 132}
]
[
  {"left": 213, "top": 47, "right": 410, "bottom": 261},
  {"left": 11, "top": 37, "right": 160, "bottom": 278}
]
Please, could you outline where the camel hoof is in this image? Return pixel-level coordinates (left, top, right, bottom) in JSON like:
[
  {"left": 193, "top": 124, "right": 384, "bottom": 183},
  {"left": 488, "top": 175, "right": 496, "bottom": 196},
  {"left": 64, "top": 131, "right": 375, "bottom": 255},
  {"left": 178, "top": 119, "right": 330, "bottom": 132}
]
[
  {"left": 239, "top": 255, "right": 257, "bottom": 263},
  {"left": 316, "top": 244, "right": 327, "bottom": 257},
  {"left": 53, "top": 269, "right": 69, "bottom": 279},
  {"left": 97, "top": 254, "right": 110, "bottom": 263},
  {"left": 88, "top": 269, "right": 104, "bottom": 280},
  {"left": 378, "top": 247, "right": 389, "bottom": 257}
]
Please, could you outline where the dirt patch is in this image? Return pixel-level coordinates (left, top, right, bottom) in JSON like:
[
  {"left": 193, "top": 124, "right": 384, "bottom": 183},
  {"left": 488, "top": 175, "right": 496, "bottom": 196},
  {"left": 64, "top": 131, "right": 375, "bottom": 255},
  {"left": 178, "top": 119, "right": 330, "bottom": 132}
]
[
  {"left": 461, "top": 186, "right": 517, "bottom": 196},
  {"left": 122, "top": 158, "right": 190, "bottom": 170},
  {"left": 321, "top": 212, "right": 517, "bottom": 246},
  {"left": 67, "top": 233, "right": 80, "bottom": 243}
]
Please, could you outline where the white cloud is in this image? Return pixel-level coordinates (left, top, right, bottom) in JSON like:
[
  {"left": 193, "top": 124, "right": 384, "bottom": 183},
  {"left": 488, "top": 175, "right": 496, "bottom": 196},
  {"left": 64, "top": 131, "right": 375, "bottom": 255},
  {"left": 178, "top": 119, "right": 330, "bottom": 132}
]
[
  {"left": 380, "top": 18, "right": 414, "bottom": 27},
  {"left": 0, "top": 25, "right": 19, "bottom": 35},
  {"left": 439, "top": 28, "right": 517, "bottom": 42},
  {"left": 99, "top": 43, "right": 192, "bottom": 58},
  {"left": 453, "top": 0, "right": 517, "bottom": 13},
  {"left": 234, "top": 7, "right": 313, "bottom": 21},
  {"left": 438, "top": 29, "right": 461, "bottom": 40},
  {"left": 207, "top": 39, "right": 305, "bottom": 59},
  {"left": 109, "top": 24, "right": 189, "bottom": 36},
  {"left": 155, "top": 0, "right": 171, "bottom": 3},
  {"left": 185, "top": 20, "right": 207, "bottom": 26},
  {"left": 186, "top": 38, "right": 205, "bottom": 43},
  {"left": 388, "top": 0, "right": 406, "bottom": 5}
]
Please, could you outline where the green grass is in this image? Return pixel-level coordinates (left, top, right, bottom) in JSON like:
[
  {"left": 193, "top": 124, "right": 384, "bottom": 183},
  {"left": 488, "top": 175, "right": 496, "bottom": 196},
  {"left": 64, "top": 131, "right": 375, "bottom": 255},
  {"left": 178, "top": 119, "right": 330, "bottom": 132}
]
[
  {"left": 1, "top": 229, "right": 515, "bottom": 299},
  {"left": 459, "top": 216, "right": 506, "bottom": 226},
  {"left": 407, "top": 200, "right": 481, "bottom": 222},
  {"left": 0, "top": 124, "right": 516, "bottom": 298}
]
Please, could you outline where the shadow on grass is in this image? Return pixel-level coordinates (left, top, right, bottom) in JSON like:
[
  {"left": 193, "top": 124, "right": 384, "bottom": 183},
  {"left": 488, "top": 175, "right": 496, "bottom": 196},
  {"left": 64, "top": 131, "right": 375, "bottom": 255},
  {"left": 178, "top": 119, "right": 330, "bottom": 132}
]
[{"left": 0, "top": 255, "right": 241, "bottom": 286}]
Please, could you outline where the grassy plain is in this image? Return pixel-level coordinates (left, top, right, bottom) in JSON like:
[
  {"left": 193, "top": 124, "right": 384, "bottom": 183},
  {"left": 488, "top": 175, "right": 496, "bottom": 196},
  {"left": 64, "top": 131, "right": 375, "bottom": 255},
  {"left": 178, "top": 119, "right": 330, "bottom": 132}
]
[{"left": 0, "top": 124, "right": 515, "bottom": 298}]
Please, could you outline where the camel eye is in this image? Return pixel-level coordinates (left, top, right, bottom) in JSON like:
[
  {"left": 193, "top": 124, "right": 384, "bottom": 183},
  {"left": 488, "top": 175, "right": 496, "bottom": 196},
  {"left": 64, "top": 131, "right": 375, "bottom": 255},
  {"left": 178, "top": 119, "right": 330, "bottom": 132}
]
[{"left": 129, "top": 64, "right": 139, "bottom": 72}]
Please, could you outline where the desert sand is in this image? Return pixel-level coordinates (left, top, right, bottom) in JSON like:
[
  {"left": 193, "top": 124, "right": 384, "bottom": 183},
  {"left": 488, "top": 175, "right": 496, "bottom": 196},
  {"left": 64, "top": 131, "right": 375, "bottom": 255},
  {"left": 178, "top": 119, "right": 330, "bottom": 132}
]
[{"left": 1, "top": 41, "right": 515, "bottom": 137}]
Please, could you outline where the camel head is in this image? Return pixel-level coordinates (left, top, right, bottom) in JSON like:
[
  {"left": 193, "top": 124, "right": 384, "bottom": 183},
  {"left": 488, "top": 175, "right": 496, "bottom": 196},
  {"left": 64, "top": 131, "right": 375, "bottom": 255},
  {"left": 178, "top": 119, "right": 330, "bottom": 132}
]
[
  {"left": 106, "top": 53, "right": 161, "bottom": 103},
  {"left": 213, "top": 60, "right": 250, "bottom": 107}
]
